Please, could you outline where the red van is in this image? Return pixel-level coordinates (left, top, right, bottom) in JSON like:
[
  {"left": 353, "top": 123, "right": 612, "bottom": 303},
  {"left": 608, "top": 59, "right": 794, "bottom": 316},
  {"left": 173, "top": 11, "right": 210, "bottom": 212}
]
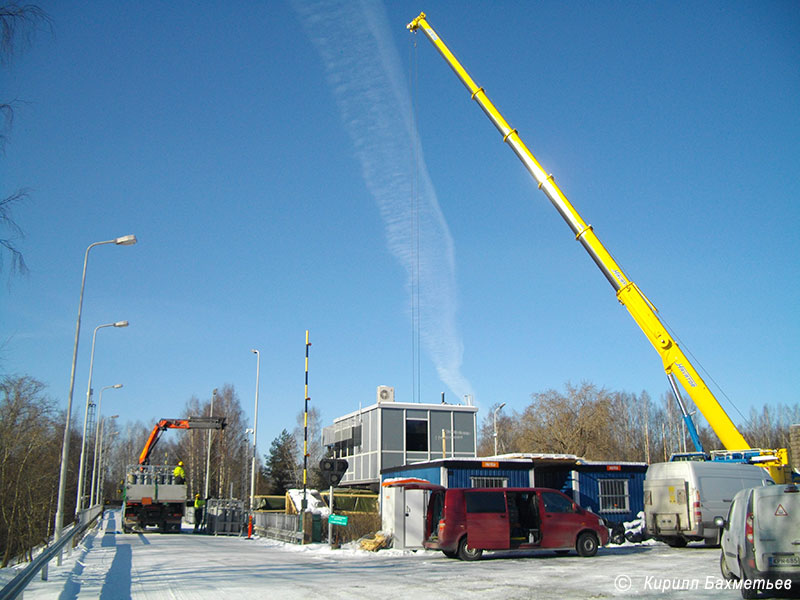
[{"left": 394, "top": 483, "right": 609, "bottom": 561}]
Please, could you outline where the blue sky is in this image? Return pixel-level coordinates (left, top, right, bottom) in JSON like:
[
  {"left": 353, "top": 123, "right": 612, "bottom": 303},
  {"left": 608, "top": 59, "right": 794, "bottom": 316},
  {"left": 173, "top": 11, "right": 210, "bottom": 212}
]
[{"left": 3, "top": 0, "right": 799, "bottom": 460}]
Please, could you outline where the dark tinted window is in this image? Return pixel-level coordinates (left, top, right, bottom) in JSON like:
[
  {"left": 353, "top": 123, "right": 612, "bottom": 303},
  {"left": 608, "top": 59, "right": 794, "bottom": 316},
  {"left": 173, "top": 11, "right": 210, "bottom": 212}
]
[
  {"left": 466, "top": 491, "right": 506, "bottom": 513},
  {"left": 406, "top": 420, "right": 428, "bottom": 451},
  {"left": 542, "top": 492, "right": 574, "bottom": 513}
]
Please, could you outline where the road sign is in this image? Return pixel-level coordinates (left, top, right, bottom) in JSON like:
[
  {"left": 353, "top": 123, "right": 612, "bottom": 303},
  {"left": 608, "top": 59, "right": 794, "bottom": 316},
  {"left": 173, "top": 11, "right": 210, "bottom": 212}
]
[{"left": 328, "top": 514, "right": 348, "bottom": 526}]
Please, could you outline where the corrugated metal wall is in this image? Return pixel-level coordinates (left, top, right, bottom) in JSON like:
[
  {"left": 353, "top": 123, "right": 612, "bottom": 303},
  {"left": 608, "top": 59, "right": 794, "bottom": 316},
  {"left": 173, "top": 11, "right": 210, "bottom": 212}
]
[
  {"left": 575, "top": 469, "right": 645, "bottom": 524},
  {"left": 447, "top": 468, "right": 530, "bottom": 488}
]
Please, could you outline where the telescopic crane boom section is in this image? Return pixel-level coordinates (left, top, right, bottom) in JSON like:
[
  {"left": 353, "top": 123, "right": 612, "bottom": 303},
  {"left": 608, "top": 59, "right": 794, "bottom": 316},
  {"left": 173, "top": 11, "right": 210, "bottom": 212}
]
[
  {"left": 406, "top": 13, "right": 789, "bottom": 480},
  {"left": 138, "top": 417, "right": 226, "bottom": 465}
]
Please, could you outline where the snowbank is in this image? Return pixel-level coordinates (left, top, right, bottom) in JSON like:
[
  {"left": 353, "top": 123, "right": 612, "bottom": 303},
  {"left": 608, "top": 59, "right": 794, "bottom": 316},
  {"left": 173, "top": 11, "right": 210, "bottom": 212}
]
[{"left": 286, "top": 488, "right": 330, "bottom": 517}]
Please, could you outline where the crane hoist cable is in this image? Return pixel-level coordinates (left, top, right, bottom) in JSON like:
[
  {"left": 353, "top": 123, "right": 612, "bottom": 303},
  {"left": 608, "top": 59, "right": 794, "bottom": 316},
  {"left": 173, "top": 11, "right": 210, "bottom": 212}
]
[{"left": 408, "top": 33, "right": 421, "bottom": 403}]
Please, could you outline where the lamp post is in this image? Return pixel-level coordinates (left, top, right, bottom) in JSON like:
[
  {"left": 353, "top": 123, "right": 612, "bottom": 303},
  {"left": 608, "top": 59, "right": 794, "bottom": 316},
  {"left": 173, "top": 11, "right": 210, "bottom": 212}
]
[
  {"left": 205, "top": 388, "right": 217, "bottom": 499},
  {"left": 89, "top": 384, "right": 122, "bottom": 506},
  {"left": 250, "top": 349, "right": 260, "bottom": 511},
  {"left": 54, "top": 234, "right": 136, "bottom": 546},
  {"left": 97, "top": 420, "right": 119, "bottom": 506},
  {"left": 76, "top": 321, "right": 128, "bottom": 512},
  {"left": 493, "top": 402, "right": 506, "bottom": 456}
]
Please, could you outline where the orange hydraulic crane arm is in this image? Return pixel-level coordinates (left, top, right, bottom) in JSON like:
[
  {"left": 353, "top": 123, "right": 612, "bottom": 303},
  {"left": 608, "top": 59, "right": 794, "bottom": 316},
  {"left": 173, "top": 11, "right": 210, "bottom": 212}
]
[{"left": 138, "top": 416, "right": 226, "bottom": 465}]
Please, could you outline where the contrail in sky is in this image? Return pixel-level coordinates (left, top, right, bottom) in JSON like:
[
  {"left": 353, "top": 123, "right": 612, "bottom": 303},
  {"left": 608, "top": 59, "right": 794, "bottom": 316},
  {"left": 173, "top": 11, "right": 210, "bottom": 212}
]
[{"left": 292, "top": 0, "right": 474, "bottom": 402}]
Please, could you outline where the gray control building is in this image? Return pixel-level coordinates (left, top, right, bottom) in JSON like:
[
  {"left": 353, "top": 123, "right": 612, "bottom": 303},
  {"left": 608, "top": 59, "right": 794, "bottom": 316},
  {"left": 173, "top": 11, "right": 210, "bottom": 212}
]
[{"left": 322, "top": 386, "right": 478, "bottom": 488}]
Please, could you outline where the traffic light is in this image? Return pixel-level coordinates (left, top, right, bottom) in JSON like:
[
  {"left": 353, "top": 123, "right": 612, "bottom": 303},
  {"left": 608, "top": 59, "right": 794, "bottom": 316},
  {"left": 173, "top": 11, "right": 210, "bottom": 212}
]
[{"left": 319, "top": 458, "right": 348, "bottom": 487}]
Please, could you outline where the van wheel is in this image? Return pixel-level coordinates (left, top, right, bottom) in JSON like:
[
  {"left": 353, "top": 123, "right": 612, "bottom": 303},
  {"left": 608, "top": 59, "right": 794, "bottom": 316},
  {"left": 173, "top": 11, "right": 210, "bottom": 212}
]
[
  {"left": 664, "top": 536, "right": 687, "bottom": 548},
  {"left": 576, "top": 532, "right": 599, "bottom": 557},
  {"left": 740, "top": 581, "right": 758, "bottom": 599},
  {"left": 457, "top": 537, "right": 483, "bottom": 561},
  {"left": 738, "top": 560, "right": 758, "bottom": 599},
  {"left": 719, "top": 554, "right": 736, "bottom": 581}
]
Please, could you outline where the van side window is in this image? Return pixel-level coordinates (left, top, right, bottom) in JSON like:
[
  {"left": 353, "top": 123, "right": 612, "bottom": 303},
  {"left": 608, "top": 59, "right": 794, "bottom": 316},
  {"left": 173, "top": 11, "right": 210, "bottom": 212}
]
[
  {"left": 465, "top": 491, "right": 506, "bottom": 513},
  {"left": 724, "top": 499, "right": 735, "bottom": 531},
  {"left": 542, "top": 492, "right": 574, "bottom": 514}
]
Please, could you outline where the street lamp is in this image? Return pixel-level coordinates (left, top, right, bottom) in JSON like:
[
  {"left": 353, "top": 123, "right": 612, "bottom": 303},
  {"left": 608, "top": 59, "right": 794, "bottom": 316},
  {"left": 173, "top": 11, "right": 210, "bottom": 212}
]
[
  {"left": 97, "top": 420, "right": 119, "bottom": 506},
  {"left": 76, "top": 321, "right": 129, "bottom": 512},
  {"left": 54, "top": 234, "right": 137, "bottom": 546},
  {"left": 89, "top": 384, "right": 122, "bottom": 506},
  {"left": 205, "top": 388, "right": 217, "bottom": 499},
  {"left": 493, "top": 402, "right": 507, "bottom": 456},
  {"left": 250, "top": 349, "right": 260, "bottom": 511}
]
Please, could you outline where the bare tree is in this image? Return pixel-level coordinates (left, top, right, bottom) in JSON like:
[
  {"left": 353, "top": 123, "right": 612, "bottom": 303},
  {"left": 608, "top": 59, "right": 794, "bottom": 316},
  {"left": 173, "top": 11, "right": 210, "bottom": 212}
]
[
  {"left": 294, "top": 406, "right": 325, "bottom": 489},
  {"left": 0, "top": 374, "right": 72, "bottom": 566},
  {"left": 174, "top": 385, "right": 250, "bottom": 499},
  {"left": 1, "top": 4, "right": 51, "bottom": 279},
  {"left": 477, "top": 402, "right": 516, "bottom": 456}
]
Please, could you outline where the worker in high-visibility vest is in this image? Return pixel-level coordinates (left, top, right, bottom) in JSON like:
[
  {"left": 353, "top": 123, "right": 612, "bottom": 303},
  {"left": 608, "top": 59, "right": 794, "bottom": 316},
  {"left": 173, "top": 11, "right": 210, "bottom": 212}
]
[
  {"left": 194, "top": 494, "right": 206, "bottom": 532},
  {"left": 173, "top": 461, "right": 185, "bottom": 484}
]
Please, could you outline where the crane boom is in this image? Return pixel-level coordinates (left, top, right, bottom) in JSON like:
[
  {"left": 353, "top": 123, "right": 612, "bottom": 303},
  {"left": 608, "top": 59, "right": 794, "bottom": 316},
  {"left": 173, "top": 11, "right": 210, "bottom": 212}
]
[
  {"left": 138, "top": 416, "right": 226, "bottom": 465},
  {"left": 406, "top": 13, "right": 756, "bottom": 454}
]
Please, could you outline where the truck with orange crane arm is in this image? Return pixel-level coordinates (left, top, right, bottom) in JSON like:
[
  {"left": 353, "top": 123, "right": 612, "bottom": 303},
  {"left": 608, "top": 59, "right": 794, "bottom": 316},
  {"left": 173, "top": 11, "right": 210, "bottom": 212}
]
[
  {"left": 406, "top": 13, "right": 791, "bottom": 483},
  {"left": 123, "top": 416, "right": 226, "bottom": 533}
]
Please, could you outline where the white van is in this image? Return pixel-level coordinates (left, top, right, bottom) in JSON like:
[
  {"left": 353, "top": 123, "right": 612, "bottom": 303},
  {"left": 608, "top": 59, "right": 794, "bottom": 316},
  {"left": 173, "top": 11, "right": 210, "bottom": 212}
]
[
  {"left": 644, "top": 461, "right": 773, "bottom": 546},
  {"left": 716, "top": 484, "right": 800, "bottom": 598}
]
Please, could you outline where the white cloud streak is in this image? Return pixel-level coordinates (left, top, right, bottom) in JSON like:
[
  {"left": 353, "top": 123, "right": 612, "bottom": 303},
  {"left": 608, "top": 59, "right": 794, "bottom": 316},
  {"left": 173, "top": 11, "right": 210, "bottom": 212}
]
[{"left": 293, "top": 0, "right": 474, "bottom": 401}]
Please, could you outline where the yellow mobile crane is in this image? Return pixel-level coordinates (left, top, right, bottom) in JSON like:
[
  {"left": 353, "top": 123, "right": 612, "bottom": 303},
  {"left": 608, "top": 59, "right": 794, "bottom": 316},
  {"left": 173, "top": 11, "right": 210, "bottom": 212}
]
[{"left": 407, "top": 13, "right": 791, "bottom": 483}]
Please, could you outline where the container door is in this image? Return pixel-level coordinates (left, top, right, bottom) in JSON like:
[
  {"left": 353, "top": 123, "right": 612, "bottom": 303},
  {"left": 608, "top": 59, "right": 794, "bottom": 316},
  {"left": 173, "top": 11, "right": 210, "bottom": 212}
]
[
  {"left": 464, "top": 491, "right": 509, "bottom": 549},
  {"left": 644, "top": 478, "right": 690, "bottom": 534},
  {"left": 404, "top": 489, "right": 427, "bottom": 548}
]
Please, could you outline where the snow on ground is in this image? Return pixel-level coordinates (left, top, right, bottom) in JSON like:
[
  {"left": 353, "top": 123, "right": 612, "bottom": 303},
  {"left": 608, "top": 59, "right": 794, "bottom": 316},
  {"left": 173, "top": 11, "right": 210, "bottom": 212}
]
[{"left": 5, "top": 509, "right": 796, "bottom": 599}]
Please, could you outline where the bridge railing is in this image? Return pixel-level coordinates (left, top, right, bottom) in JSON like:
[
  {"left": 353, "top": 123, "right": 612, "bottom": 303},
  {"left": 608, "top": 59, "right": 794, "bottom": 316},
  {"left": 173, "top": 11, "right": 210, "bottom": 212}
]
[{"left": 0, "top": 505, "right": 103, "bottom": 600}]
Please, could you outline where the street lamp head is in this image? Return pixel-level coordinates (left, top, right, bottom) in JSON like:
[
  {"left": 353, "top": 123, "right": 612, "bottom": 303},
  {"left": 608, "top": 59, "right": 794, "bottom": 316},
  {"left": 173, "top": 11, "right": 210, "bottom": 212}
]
[
  {"left": 113, "top": 321, "right": 129, "bottom": 328},
  {"left": 114, "top": 234, "right": 137, "bottom": 246},
  {"left": 110, "top": 414, "right": 119, "bottom": 419},
  {"left": 112, "top": 384, "right": 123, "bottom": 389},
  {"left": 251, "top": 348, "right": 259, "bottom": 354},
  {"left": 499, "top": 402, "right": 507, "bottom": 410}
]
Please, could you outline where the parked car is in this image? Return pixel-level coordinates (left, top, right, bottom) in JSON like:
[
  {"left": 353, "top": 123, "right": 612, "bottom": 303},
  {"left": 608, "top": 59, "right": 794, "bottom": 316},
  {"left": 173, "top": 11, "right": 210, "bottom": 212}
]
[
  {"left": 715, "top": 483, "right": 800, "bottom": 598},
  {"left": 644, "top": 461, "right": 773, "bottom": 547},
  {"left": 390, "top": 483, "right": 608, "bottom": 561}
]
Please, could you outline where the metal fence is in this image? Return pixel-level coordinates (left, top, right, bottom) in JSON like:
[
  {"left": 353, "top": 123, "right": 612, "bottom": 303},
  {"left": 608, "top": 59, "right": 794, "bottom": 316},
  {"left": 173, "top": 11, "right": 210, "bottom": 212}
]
[
  {"left": 252, "top": 511, "right": 301, "bottom": 543},
  {"left": 205, "top": 499, "right": 245, "bottom": 536}
]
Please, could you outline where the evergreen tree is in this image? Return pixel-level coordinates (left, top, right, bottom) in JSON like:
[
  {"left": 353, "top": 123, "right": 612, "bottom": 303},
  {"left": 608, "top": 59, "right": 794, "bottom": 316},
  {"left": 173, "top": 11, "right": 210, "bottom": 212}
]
[{"left": 264, "top": 429, "right": 299, "bottom": 495}]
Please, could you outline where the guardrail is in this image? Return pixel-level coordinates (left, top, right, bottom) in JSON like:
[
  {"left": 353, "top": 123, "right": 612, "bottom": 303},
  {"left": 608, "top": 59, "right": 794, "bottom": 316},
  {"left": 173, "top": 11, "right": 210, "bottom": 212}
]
[{"left": 0, "top": 505, "right": 103, "bottom": 600}]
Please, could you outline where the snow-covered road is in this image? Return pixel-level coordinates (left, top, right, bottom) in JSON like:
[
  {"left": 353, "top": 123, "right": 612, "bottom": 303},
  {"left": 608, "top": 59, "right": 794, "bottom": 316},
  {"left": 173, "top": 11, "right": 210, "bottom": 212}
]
[{"left": 11, "top": 510, "right": 792, "bottom": 599}]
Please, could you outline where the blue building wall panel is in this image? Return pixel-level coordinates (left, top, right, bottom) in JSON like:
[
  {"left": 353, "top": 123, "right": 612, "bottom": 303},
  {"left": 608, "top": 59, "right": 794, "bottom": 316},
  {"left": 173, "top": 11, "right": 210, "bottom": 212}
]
[
  {"left": 383, "top": 465, "right": 442, "bottom": 486},
  {"left": 448, "top": 468, "right": 530, "bottom": 488},
  {"left": 573, "top": 469, "right": 646, "bottom": 524}
]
